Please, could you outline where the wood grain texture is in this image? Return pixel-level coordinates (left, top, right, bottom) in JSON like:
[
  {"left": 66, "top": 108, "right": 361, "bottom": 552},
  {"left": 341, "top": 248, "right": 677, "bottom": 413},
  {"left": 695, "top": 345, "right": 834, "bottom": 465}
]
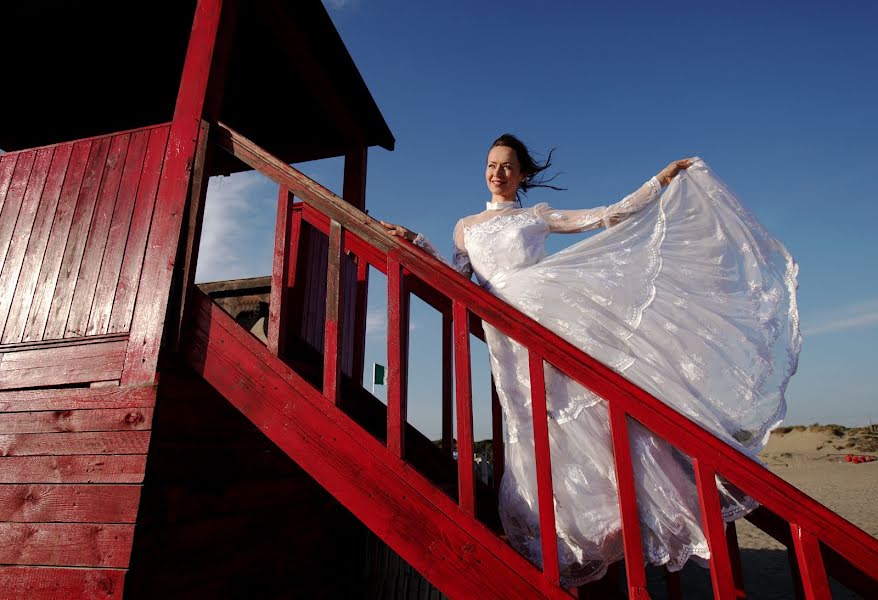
[
  {"left": 87, "top": 129, "right": 150, "bottom": 336},
  {"left": 0, "top": 384, "right": 155, "bottom": 413},
  {"left": 108, "top": 126, "right": 170, "bottom": 334},
  {"left": 65, "top": 134, "right": 131, "bottom": 338},
  {"left": 0, "top": 339, "right": 126, "bottom": 390},
  {"left": 43, "top": 137, "right": 111, "bottom": 340},
  {"left": 0, "top": 455, "right": 146, "bottom": 484},
  {"left": 1, "top": 145, "right": 72, "bottom": 344},
  {"left": 21, "top": 141, "right": 92, "bottom": 342},
  {"left": 0, "top": 431, "right": 150, "bottom": 456},
  {"left": 0, "top": 484, "right": 140, "bottom": 523},
  {"left": 0, "top": 522, "right": 133, "bottom": 567},
  {"left": 0, "top": 407, "right": 153, "bottom": 435},
  {"left": 0, "top": 566, "right": 124, "bottom": 600},
  {"left": 0, "top": 151, "right": 37, "bottom": 277}
]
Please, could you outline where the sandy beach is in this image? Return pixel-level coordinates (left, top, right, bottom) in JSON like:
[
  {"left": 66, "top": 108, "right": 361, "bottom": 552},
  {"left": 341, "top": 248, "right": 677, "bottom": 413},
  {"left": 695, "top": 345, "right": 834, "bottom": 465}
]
[{"left": 645, "top": 425, "right": 878, "bottom": 598}]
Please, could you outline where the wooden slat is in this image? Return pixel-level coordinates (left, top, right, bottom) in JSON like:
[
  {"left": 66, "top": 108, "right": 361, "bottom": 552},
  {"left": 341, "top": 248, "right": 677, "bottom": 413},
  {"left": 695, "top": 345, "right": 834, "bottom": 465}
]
[
  {"left": 607, "top": 404, "right": 649, "bottom": 597},
  {"left": 527, "top": 353, "right": 560, "bottom": 585},
  {"left": 0, "top": 455, "right": 146, "bottom": 484},
  {"left": 0, "top": 431, "right": 150, "bottom": 456},
  {"left": 452, "top": 300, "right": 476, "bottom": 515},
  {"left": 323, "top": 219, "right": 344, "bottom": 404},
  {"left": 0, "top": 522, "right": 133, "bottom": 567},
  {"left": 790, "top": 524, "right": 832, "bottom": 600},
  {"left": 65, "top": 134, "right": 131, "bottom": 337},
  {"left": 0, "top": 153, "right": 18, "bottom": 212},
  {"left": 21, "top": 141, "right": 92, "bottom": 342},
  {"left": 0, "top": 484, "right": 141, "bottom": 523},
  {"left": 0, "top": 151, "right": 37, "bottom": 275},
  {"left": 267, "top": 187, "right": 296, "bottom": 356},
  {"left": 0, "top": 407, "right": 153, "bottom": 434},
  {"left": 0, "top": 566, "right": 125, "bottom": 600},
  {"left": 86, "top": 129, "right": 150, "bottom": 336},
  {"left": 441, "top": 313, "right": 453, "bottom": 455},
  {"left": 1, "top": 145, "right": 72, "bottom": 344},
  {"left": 107, "top": 125, "right": 170, "bottom": 334},
  {"left": 0, "top": 384, "right": 155, "bottom": 413},
  {"left": 694, "top": 459, "right": 737, "bottom": 600},
  {"left": 726, "top": 520, "right": 747, "bottom": 598},
  {"left": 386, "top": 256, "right": 408, "bottom": 457},
  {"left": 121, "top": 0, "right": 225, "bottom": 384},
  {"left": 0, "top": 339, "right": 126, "bottom": 390},
  {"left": 43, "top": 138, "right": 111, "bottom": 340}
]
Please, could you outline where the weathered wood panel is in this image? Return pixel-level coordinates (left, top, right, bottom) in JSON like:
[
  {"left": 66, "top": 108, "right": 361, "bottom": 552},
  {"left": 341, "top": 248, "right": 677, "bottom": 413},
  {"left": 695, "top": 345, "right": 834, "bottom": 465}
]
[
  {"left": 0, "top": 566, "right": 125, "bottom": 600},
  {"left": 0, "top": 407, "right": 153, "bottom": 435},
  {"left": 0, "top": 484, "right": 141, "bottom": 523},
  {"left": 0, "top": 385, "right": 155, "bottom": 413},
  {"left": 0, "top": 339, "right": 126, "bottom": 390},
  {"left": 0, "top": 455, "right": 147, "bottom": 484},
  {"left": 0, "top": 431, "right": 150, "bottom": 456},
  {"left": 0, "top": 522, "right": 133, "bottom": 567}
]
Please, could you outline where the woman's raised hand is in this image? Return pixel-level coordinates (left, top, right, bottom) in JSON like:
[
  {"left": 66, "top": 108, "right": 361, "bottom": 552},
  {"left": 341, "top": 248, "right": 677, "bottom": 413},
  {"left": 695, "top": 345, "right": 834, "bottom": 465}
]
[
  {"left": 379, "top": 220, "right": 418, "bottom": 242},
  {"left": 656, "top": 158, "right": 695, "bottom": 187}
]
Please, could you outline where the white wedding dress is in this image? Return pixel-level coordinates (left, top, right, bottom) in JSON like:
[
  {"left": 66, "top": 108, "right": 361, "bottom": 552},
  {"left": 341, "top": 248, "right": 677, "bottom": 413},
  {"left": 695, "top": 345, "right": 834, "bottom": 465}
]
[{"left": 414, "top": 158, "right": 801, "bottom": 584}]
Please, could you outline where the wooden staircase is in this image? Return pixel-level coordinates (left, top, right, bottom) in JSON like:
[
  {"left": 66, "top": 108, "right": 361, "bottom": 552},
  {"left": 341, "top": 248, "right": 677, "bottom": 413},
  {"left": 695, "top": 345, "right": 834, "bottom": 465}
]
[{"left": 173, "top": 122, "right": 878, "bottom": 599}]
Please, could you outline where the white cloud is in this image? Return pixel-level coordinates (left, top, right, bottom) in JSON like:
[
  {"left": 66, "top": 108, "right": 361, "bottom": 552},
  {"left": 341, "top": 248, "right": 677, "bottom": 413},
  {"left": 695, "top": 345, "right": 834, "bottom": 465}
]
[
  {"left": 803, "top": 298, "right": 878, "bottom": 336},
  {"left": 366, "top": 308, "right": 386, "bottom": 336},
  {"left": 322, "top": 0, "right": 358, "bottom": 11}
]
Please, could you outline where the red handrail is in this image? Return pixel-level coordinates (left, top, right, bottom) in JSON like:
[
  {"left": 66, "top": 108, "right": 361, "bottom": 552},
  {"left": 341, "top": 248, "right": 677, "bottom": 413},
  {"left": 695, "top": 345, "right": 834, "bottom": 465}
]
[{"left": 211, "top": 121, "right": 878, "bottom": 597}]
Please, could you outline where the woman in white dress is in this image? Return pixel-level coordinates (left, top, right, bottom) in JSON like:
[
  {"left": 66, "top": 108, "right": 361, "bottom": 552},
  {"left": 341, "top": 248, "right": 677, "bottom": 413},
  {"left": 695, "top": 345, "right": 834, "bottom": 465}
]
[{"left": 380, "top": 134, "right": 801, "bottom": 585}]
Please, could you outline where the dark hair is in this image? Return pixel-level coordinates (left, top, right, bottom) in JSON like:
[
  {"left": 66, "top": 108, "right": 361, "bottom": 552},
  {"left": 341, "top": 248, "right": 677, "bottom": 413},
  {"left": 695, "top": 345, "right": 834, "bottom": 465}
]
[{"left": 490, "top": 133, "right": 565, "bottom": 197}]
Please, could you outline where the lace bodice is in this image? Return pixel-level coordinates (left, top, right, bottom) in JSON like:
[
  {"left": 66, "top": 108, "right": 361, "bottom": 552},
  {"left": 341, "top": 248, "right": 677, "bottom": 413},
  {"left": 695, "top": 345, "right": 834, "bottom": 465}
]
[{"left": 415, "top": 177, "right": 662, "bottom": 287}]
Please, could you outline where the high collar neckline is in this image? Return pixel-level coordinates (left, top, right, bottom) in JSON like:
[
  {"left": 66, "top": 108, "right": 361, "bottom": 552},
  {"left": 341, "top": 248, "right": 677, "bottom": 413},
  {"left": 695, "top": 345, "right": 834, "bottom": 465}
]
[{"left": 486, "top": 200, "right": 518, "bottom": 211}]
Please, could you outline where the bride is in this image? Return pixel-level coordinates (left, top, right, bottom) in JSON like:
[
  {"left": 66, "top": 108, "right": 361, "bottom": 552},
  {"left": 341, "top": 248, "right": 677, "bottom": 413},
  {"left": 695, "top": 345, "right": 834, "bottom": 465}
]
[{"left": 380, "top": 134, "right": 801, "bottom": 584}]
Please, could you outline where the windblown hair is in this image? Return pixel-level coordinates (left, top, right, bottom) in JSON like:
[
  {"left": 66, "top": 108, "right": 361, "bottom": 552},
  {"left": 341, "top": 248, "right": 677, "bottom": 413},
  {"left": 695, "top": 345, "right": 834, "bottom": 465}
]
[{"left": 490, "top": 133, "right": 565, "bottom": 198}]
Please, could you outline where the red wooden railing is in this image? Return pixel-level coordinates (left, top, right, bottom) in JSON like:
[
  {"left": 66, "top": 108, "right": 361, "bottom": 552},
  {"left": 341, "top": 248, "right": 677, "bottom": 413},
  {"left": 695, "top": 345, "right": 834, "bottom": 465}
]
[{"left": 209, "top": 121, "right": 878, "bottom": 599}]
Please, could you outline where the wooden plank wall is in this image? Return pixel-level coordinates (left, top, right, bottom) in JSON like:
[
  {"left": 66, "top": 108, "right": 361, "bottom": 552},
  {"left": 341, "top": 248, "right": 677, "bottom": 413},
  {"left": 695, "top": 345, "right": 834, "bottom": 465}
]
[
  {"left": 124, "top": 362, "right": 369, "bottom": 599},
  {"left": 0, "top": 384, "right": 155, "bottom": 599},
  {"left": 0, "top": 124, "right": 169, "bottom": 347}
]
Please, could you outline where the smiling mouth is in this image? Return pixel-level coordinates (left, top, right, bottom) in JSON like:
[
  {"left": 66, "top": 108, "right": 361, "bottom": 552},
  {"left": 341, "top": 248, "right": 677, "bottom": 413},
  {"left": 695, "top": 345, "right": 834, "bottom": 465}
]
[{"left": 491, "top": 180, "right": 507, "bottom": 186}]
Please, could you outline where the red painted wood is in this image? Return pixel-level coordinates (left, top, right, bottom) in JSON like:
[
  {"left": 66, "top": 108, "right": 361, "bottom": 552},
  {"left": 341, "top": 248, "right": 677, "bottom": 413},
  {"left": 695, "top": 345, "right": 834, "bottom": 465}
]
[
  {"left": 790, "top": 524, "right": 832, "bottom": 600},
  {"left": 108, "top": 126, "right": 170, "bottom": 334},
  {"left": 607, "top": 405, "right": 648, "bottom": 596},
  {"left": 182, "top": 290, "right": 571, "bottom": 599},
  {"left": 268, "top": 187, "right": 294, "bottom": 356},
  {"left": 0, "top": 430, "right": 150, "bottom": 456},
  {"left": 0, "top": 454, "right": 146, "bottom": 484},
  {"left": 528, "top": 353, "right": 561, "bottom": 585},
  {"left": 441, "top": 313, "right": 453, "bottom": 455},
  {"left": 694, "top": 459, "right": 737, "bottom": 600},
  {"left": 0, "top": 522, "right": 133, "bottom": 567},
  {"left": 1, "top": 145, "right": 72, "bottom": 344},
  {"left": 0, "top": 154, "right": 18, "bottom": 212},
  {"left": 0, "top": 484, "right": 141, "bottom": 523},
  {"left": 323, "top": 220, "right": 344, "bottom": 404},
  {"left": 0, "top": 407, "right": 152, "bottom": 435},
  {"left": 490, "top": 377, "right": 505, "bottom": 493},
  {"left": 122, "top": 0, "right": 225, "bottom": 385},
  {"left": 65, "top": 134, "right": 131, "bottom": 337},
  {"left": 86, "top": 129, "right": 150, "bottom": 336},
  {"left": 0, "top": 147, "right": 55, "bottom": 339},
  {"left": 0, "top": 384, "right": 155, "bottom": 413},
  {"left": 0, "top": 566, "right": 125, "bottom": 600},
  {"left": 386, "top": 256, "right": 407, "bottom": 457},
  {"left": 0, "top": 339, "right": 126, "bottom": 390},
  {"left": 452, "top": 300, "right": 476, "bottom": 516},
  {"left": 43, "top": 137, "right": 111, "bottom": 340},
  {"left": 726, "top": 520, "right": 747, "bottom": 598},
  {"left": 0, "top": 151, "right": 37, "bottom": 275},
  {"left": 20, "top": 141, "right": 92, "bottom": 342},
  {"left": 212, "top": 123, "right": 878, "bottom": 592},
  {"left": 344, "top": 148, "right": 369, "bottom": 384}
]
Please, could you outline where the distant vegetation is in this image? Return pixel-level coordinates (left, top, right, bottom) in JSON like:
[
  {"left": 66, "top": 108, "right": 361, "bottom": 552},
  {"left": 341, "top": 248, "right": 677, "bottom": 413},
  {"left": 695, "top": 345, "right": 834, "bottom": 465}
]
[{"left": 774, "top": 424, "right": 878, "bottom": 453}]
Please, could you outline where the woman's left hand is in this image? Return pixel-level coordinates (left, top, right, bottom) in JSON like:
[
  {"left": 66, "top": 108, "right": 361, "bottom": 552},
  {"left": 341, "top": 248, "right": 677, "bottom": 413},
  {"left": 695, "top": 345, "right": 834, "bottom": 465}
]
[{"left": 657, "top": 158, "right": 695, "bottom": 186}]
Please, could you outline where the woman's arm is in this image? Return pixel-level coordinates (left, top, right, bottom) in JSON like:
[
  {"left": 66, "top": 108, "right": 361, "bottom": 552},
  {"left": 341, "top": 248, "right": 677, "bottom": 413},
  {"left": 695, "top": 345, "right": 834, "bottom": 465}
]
[{"left": 378, "top": 220, "right": 473, "bottom": 278}]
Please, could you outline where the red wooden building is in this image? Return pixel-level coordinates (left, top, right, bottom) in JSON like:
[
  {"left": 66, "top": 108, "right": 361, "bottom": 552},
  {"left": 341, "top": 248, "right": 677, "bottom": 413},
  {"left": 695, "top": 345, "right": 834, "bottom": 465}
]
[{"left": 0, "top": 1, "right": 876, "bottom": 598}]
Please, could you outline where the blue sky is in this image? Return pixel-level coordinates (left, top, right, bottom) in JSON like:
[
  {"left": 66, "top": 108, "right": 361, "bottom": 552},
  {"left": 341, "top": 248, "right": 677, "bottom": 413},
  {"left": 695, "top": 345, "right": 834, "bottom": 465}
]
[{"left": 198, "top": 1, "right": 878, "bottom": 438}]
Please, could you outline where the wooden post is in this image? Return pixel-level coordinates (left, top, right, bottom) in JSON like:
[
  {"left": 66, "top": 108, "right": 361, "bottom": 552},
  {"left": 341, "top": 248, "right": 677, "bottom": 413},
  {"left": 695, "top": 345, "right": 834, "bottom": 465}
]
[
  {"left": 386, "top": 256, "right": 408, "bottom": 458},
  {"left": 323, "top": 220, "right": 344, "bottom": 404},
  {"left": 452, "top": 300, "right": 476, "bottom": 515},
  {"left": 267, "top": 188, "right": 301, "bottom": 356},
  {"left": 694, "top": 459, "right": 737, "bottom": 600},
  {"left": 790, "top": 524, "right": 832, "bottom": 600},
  {"left": 441, "top": 312, "right": 454, "bottom": 455}
]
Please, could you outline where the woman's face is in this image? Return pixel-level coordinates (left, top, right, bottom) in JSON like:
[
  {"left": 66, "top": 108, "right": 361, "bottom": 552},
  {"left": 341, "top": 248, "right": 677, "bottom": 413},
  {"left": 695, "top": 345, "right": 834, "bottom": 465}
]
[{"left": 486, "top": 145, "right": 524, "bottom": 202}]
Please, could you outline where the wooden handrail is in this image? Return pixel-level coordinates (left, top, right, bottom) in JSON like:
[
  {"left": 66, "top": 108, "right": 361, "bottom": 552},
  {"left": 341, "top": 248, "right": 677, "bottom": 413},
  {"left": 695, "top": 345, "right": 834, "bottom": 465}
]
[{"left": 212, "top": 120, "right": 878, "bottom": 593}]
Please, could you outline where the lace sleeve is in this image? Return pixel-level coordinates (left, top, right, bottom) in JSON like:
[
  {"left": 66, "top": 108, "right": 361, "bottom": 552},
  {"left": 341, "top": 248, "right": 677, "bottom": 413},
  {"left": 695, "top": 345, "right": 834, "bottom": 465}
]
[
  {"left": 534, "top": 176, "right": 662, "bottom": 233},
  {"left": 411, "top": 220, "right": 473, "bottom": 278}
]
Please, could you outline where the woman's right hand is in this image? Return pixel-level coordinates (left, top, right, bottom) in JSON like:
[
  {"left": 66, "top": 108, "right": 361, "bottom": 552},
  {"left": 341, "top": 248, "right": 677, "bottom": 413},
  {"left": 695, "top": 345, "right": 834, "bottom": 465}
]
[
  {"left": 379, "top": 220, "right": 418, "bottom": 242},
  {"left": 656, "top": 158, "right": 695, "bottom": 186}
]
